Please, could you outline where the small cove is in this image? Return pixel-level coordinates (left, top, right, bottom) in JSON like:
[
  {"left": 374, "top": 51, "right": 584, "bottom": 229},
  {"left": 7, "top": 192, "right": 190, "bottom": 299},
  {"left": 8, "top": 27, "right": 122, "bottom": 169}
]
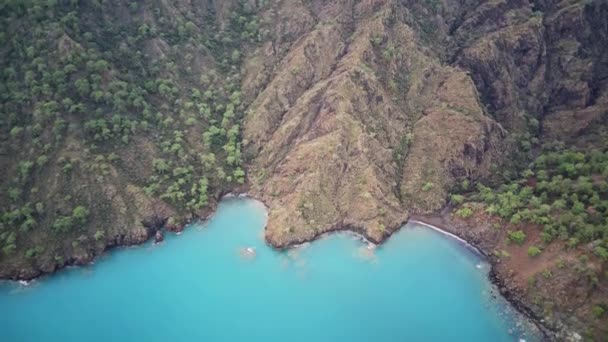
[{"left": 0, "top": 198, "right": 542, "bottom": 341}]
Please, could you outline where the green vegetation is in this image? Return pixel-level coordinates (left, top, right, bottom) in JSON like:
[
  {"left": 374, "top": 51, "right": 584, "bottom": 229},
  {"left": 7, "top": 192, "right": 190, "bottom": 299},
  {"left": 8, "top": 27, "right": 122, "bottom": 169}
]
[
  {"left": 462, "top": 147, "right": 608, "bottom": 253},
  {"left": 421, "top": 181, "right": 434, "bottom": 192},
  {"left": 51, "top": 206, "right": 89, "bottom": 233},
  {"left": 0, "top": 1, "right": 264, "bottom": 267},
  {"left": 507, "top": 230, "right": 526, "bottom": 245},
  {"left": 527, "top": 246, "right": 542, "bottom": 257},
  {"left": 450, "top": 194, "right": 465, "bottom": 205},
  {"left": 454, "top": 206, "right": 473, "bottom": 219},
  {"left": 452, "top": 143, "right": 608, "bottom": 333},
  {"left": 592, "top": 305, "right": 605, "bottom": 318}
]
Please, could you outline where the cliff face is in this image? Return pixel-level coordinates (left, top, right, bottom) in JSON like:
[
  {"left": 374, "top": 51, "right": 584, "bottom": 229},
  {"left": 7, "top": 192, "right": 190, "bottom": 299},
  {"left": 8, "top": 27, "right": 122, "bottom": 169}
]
[
  {"left": 242, "top": 0, "right": 607, "bottom": 248},
  {"left": 243, "top": 0, "right": 506, "bottom": 246}
]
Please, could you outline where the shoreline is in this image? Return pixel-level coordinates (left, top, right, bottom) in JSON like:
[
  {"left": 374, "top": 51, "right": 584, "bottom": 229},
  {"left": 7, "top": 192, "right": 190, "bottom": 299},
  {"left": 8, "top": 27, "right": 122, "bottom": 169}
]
[
  {"left": 0, "top": 191, "right": 256, "bottom": 284},
  {"left": 408, "top": 217, "right": 555, "bottom": 341},
  {"left": 250, "top": 190, "right": 558, "bottom": 341},
  {"left": 0, "top": 195, "right": 223, "bottom": 283},
  {"left": 268, "top": 213, "right": 555, "bottom": 341},
  {"left": 408, "top": 219, "right": 486, "bottom": 257},
  {"left": 0, "top": 195, "right": 557, "bottom": 340}
]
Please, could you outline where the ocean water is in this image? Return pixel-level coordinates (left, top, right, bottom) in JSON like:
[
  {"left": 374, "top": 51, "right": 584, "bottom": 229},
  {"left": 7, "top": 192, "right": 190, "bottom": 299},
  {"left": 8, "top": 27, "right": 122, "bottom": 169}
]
[{"left": 0, "top": 198, "right": 541, "bottom": 341}]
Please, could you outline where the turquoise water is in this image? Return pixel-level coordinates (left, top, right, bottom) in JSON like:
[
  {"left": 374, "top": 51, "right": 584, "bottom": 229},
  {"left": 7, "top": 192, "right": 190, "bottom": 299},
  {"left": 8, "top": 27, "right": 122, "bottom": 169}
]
[{"left": 0, "top": 199, "right": 541, "bottom": 341}]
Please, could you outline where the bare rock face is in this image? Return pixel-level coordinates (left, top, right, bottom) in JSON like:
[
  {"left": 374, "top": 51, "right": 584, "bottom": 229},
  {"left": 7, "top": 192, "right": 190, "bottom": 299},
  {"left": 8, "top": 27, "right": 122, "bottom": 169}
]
[
  {"left": 243, "top": 0, "right": 608, "bottom": 247},
  {"left": 243, "top": 0, "right": 507, "bottom": 246},
  {"left": 453, "top": 0, "right": 608, "bottom": 143}
]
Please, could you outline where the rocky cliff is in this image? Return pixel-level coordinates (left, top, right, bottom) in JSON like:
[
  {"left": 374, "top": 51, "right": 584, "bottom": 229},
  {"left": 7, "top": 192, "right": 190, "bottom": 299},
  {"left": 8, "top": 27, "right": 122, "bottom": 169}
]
[{"left": 242, "top": 0, "right": 607, "bottom": 249}]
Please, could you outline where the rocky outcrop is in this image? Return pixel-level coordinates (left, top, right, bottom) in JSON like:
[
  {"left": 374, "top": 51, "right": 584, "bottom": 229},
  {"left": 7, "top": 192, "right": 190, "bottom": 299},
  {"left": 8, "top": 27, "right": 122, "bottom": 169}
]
[
  {"left": 243, "top": 0, "right": 508, "bottom": 246},
  {"left": 242, "top": 0, "right": 608, "bottom": 245},
  {"left": 154, "top": 230, "right": 164, "bottom": 243}
]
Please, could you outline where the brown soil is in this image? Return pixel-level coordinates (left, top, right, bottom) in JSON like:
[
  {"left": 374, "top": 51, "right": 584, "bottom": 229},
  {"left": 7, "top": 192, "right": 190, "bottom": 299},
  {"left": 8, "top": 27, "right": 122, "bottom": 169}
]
[{"left": 411, "top": 206, "right": 607, "bottom": 341}]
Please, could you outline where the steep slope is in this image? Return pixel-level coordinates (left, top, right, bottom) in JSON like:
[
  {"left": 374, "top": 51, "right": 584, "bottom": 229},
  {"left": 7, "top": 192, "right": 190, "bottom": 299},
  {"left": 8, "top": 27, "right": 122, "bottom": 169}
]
[
  {"left": 243, "top": 0, "right": 505, "bottom": 246},
  {"left": 0, "top": 0, "right": 257, "bottom": 278}
]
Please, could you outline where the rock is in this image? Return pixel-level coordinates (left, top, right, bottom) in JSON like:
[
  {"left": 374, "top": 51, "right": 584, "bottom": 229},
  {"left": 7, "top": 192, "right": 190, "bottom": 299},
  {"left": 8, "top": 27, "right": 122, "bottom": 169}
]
[
  {"left": 154, "top": 230, "right": 164, "bottom": 244},
  {"left": 165, "top": 223, "right": 183, "bottom": 233},
  {"left": 124, "top": 227, "right": 150, "bottom": 245},
  {"left": 239, "top": 247, "right": 256, "bottom": 259},
  {"left": 73, "top": 251, "right": 92, "bottom": 265}
]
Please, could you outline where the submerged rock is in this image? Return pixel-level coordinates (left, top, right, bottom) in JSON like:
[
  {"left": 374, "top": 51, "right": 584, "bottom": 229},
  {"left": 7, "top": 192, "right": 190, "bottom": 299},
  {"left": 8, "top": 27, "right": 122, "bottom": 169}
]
[{"left": 239, "top": 247, "right": 256, "bottom": 260}]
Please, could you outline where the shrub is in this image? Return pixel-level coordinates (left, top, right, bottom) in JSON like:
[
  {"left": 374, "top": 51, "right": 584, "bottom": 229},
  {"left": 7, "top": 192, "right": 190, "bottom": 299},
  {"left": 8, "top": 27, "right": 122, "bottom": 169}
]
[
  {"left": 510, "top": 213, "right": 522, "bottom": 225},
  {"left": 52, "top": 216, "right": 73, "bottom": 233},
  {"left": 460, "top": 179, "right": 470, "bottom": 191},
  {"left": 455, "top": 207, "right": 473, "bottom": 219},
  {"left": 592, "top": 305, "right": 605, "bottom": 318},
  {"left": 594, "top": 246, "right": 608, "bottom": 261},
  {"left": 450, "top": 194, "right": 465, "bottom": 205},
  {"left": 72, "top": 206, "right": 89, "bottom": 224},
  {"left": 2, "top": 243, "right": 16, "bottom": 255},
  {"left": 527, "top": 246, "right": 542, "bottom": 257},
  {"left": 507, "top": 230, "right": 526, "bottom": 245},
  {"left": 10, "top": 126, "right": 24, "bottom": 139},
  {"left": 25, "top": 248, "right": 36, "bottom": 259},
  {"left": 36, "top": 155, "right": 48, "bottom": 167},
  {"left": 94, "top": 230, "right": 105, "bottom": 241},
  {"left": 421, "top": 182, "right": 434, "bottom": 192}
]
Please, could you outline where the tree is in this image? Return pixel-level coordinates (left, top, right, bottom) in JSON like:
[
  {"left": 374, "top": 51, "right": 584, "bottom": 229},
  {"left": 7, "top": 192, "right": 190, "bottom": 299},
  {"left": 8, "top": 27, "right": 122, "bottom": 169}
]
[
  {"left": 594, "top": 246, "right": 608, "bottom": 261},
  {"left": 153, "top": 159, "right": 170, "bottom": 174},
  {"left": 10, "top": 126, "right": 23, "bottom": 139},
  {"left": 18, "top": 161, "right": 34, "bottom": 182},
  {"left": 3, "top": 243, "right": 16, "bottom": 256},
  {"left": 74, "top": 78, "right": 90, "bottom": 97},
  {"left": 231, "top": 49, "right": 240, "bottom": 63},
  {"left": 234, "top": 167, "right": 245, "bottom": 184},
  {"left": 52, "top": 216, "right": 73, "bottom": 233},
  {"left": 592, "top": 305, "right": 605, "bottom": 318},
  {"left": 72, "top": 206, "right": 89, "bottom": 224}
]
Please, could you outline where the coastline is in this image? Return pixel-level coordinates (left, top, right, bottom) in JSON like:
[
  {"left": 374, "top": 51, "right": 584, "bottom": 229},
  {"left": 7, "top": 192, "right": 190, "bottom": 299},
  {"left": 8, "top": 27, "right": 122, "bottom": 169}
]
[
  {"left": 0, "top": 190, "right": 259, "bottom": 283},
  {"left": 408, "top": 216, "right": 555, "bottom": 341},
  {"left": 251, "top": 190, "right": 560, "bottom": 341},
  {"left": 0, "top": 195, "right": 562, "bottom": 341},
  {"left": 266, "top": 212, "right": 556, "bottom": 341},
  {"left": 408, "top": 219, "right": 486, "bottom": 257},
  {"left": 0, "top": 194, "right": 226, "bottom": 283}
]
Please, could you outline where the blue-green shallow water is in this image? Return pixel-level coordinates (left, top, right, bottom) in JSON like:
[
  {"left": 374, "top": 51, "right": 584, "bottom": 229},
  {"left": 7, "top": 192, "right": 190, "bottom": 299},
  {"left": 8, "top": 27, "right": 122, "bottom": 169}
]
[{"left": 0, "top": 199, "right": 541, "bottom": 341}]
